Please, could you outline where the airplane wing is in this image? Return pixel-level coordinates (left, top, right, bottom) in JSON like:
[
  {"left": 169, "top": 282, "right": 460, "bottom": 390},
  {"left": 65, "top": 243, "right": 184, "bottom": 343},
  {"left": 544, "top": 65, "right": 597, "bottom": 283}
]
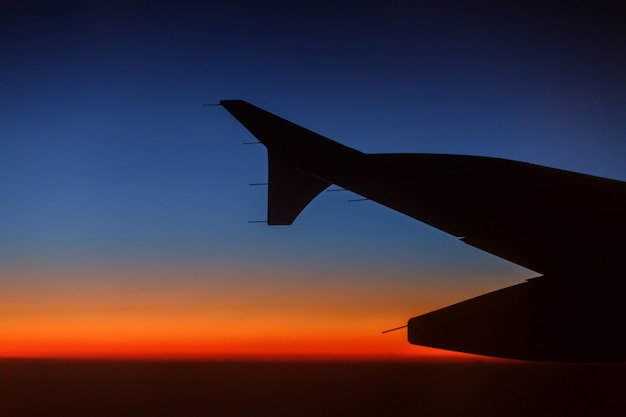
[
  {"left": 221, "top": 100, "right": 626, "bottom": 278},
  {"left": 220, "top": 100, "right": 626, "bottom": 361}
]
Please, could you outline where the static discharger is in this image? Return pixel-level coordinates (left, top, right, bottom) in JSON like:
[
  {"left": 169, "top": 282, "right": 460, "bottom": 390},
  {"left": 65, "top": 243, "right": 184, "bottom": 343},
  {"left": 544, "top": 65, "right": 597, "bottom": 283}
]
[{"left": 382, "top": 325, "right": 408, "bottom": 334}]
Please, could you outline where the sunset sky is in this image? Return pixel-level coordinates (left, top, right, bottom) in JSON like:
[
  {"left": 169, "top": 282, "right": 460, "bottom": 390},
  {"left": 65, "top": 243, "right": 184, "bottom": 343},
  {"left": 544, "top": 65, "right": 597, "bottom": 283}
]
[{"left": 1, "top": 2, "right": 625, "bottom": 360}]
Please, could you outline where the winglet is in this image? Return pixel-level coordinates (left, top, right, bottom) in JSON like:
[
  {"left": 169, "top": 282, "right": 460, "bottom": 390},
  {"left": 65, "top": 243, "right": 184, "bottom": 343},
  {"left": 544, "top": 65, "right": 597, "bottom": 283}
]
[
  {"left": 221, "top": 100, "right": 362, "bottom": 225},
  {"left": 266, "top": 154, "right": 330, "bottom": 224}
]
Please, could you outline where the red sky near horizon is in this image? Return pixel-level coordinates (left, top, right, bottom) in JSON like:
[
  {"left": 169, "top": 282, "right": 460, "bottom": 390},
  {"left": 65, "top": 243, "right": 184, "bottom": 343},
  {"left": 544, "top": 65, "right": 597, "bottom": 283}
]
[{"left": 0, "top": 265, "right": 490, "bottom": 361}]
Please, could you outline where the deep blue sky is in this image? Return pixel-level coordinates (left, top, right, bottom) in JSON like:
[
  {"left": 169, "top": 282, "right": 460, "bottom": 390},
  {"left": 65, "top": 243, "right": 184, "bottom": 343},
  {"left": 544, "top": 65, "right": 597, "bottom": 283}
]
[{"left": 2, "top": 2, "right": 625, "bottom": 287}]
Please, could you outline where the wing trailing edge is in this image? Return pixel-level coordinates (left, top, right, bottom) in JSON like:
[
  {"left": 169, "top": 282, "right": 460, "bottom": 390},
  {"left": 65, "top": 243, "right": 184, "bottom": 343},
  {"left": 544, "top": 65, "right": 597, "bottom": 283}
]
[{"left": 408, "top": 277, "right": 626, "bottom": 362}]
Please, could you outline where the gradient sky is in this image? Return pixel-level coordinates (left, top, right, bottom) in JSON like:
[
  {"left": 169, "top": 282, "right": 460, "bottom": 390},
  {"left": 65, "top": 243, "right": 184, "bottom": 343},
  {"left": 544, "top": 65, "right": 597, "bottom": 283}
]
[{"left": 1, "top": 2, "right": 625, "bottom": 359}]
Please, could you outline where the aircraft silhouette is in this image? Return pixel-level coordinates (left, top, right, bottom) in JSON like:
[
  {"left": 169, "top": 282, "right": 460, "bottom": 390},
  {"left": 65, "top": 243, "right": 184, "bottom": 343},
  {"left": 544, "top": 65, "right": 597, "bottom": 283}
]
[{"left": 220, "top": 100, "right": 626, "bottom": 362}]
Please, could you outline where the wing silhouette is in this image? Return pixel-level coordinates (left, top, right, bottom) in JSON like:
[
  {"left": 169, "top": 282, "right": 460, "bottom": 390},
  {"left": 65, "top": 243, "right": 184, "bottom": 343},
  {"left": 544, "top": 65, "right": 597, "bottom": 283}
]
[{"left": 220, "top": 99, "right": 626, "bottom": 362}]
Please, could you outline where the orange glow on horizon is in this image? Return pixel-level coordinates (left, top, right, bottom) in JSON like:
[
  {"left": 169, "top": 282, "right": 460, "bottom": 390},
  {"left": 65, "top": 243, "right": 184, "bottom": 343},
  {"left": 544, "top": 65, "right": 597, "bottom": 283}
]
[{"left": 0, "top": 265, "right": 488, "bottom": 362}]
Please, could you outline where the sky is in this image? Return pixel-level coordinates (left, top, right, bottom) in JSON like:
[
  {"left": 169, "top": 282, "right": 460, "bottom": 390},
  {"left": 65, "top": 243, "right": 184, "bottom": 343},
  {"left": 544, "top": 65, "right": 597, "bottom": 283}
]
[{"left": 1, "top": 1, "right": 625, "bottom": 360}]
